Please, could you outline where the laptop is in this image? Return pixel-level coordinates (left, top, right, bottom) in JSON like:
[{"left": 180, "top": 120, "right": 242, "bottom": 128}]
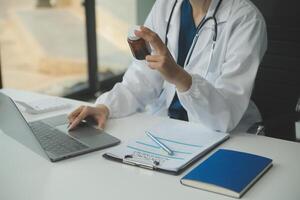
[{"left": 0, "top": 93, "right": 120, "bottom": 162}]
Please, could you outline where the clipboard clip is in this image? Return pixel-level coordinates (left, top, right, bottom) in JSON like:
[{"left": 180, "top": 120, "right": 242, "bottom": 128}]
[{"left": 123, "top": 154, "right": 160, "bottom": 170}]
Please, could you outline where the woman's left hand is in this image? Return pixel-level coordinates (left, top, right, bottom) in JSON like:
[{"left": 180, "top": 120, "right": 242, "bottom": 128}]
[{"left": 135, "top": 26, "right": 192, "bottom": 92}]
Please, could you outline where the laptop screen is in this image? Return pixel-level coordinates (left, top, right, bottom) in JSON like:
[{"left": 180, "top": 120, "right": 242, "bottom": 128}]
[{"left": 0, "top": 93, "right": 47, "bottom": 159}]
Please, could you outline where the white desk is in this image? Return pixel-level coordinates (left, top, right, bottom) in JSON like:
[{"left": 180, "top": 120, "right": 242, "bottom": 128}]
[{"left": 1, "top": 89, "right": 300, "bottom": 200}]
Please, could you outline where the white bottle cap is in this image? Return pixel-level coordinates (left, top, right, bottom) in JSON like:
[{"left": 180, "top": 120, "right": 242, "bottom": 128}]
[{"left": 128, "top": 25, "right": 141, "bottom": 41}]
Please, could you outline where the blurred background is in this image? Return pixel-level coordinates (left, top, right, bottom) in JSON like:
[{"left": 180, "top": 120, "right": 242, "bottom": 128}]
[{"left": 0, "top": 0, "right": 155, "bottom": 98}]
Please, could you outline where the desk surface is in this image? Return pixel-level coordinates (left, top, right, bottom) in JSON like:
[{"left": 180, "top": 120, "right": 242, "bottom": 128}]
[{"left": 0, "top": 89, "right": 300, "bottom": 200}]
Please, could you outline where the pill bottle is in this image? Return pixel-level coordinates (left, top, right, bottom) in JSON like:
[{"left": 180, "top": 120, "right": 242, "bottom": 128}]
[{"left": 127, "top": 26, "right": 151, "bottom": 60}]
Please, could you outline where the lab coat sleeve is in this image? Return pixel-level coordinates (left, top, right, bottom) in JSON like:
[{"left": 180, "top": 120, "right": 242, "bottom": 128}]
[
  {"left": 95, "top": 2, "right": 164, "bottom": 118},
  {"left": 177, "top": 17, "right": 267, "bottom": 132}
]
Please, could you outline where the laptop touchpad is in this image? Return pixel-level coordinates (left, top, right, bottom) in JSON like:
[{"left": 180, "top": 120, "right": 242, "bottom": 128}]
[{"left": 55, "top": 123, "right": 110, "bottom": 148}]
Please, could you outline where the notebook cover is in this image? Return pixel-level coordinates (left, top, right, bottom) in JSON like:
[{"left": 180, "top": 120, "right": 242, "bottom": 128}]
[{"left": 181, "top": 149, "right": 272, "bottom": 197}]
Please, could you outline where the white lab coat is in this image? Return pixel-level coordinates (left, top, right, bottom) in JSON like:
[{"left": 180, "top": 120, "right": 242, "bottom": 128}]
[{"left": 96, "top": 0, "right": 267, "bottom": 133}]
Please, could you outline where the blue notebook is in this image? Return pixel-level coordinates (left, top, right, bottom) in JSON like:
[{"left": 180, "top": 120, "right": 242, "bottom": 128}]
[{"left": 180, "top": 149, "right": 272, "bottom": 198}]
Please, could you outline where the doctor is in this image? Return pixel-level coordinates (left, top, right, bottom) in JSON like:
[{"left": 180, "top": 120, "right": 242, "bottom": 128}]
[{"left": 68, "top": 0, "right": 267, "bottom": 133}]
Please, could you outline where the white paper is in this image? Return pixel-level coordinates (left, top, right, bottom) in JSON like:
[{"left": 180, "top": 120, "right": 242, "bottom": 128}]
[{"left": 106, "top": 120, "right": 229, "bottom": 172}]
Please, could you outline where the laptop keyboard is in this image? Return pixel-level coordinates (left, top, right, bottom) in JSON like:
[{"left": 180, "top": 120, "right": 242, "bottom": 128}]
[{"left": 29, "top": 121, "right": 89, "bottom": 156}]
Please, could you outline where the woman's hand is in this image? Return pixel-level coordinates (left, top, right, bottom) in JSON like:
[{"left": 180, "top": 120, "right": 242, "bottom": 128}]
[
  {"left": 67, "top": 104, "right": 109, "bottom": 130},
  {"left": 135, "top": 26, "right": 192, "bottom": 92}
]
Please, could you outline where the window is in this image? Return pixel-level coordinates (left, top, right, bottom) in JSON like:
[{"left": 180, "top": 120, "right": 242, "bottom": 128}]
[
  {"left": 0, "top": 0, "right": 88, "bottom": 96},
  {"left": 95, "top": 0, "right": 155, "bottom": 91},
  {"left": 0, "top": 0, "right": 155, "bottom": 98}
]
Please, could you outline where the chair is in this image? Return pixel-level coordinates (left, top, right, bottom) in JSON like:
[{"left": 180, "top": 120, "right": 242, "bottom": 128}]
[{"left": 250, "top": 0, "right": 300, "bottom": 141}]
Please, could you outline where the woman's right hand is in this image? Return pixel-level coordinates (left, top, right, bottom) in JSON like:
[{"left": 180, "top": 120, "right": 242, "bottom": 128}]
[{"left": 67, "top": 104, "right": 109, "bottom": 131}]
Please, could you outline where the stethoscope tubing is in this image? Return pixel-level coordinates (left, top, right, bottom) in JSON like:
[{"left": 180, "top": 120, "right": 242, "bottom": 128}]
[{"left": 165, "top": 0, "right": 223, "bottom": 69}]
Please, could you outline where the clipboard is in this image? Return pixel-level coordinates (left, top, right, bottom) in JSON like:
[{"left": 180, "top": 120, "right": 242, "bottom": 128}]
[
  {"left": 103, "top": 120, "right": 229, "bottom": 175},
  {"left": 103, "top": 136, "right": 228, "bottom": 175}
]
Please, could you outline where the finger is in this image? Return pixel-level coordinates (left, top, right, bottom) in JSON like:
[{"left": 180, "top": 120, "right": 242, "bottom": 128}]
[
  {"left": 145, "top": 55, "right": 162, "bottom": 62},
  {"left": 135, "top": 26, "right": 166, "bottom": 54},
  {"left": 68, "top": 107, "right": 82, "bottom": 122},
  {"left": 96, "top": 116, "right": 107, "bottom": 130},
  {"left": 140, "top": 26, "right": 165, "bottom": 48},
  {"left": 68, "top": 108, "right": 90, "bottom": 130},
  {"left": 68, "top": 106, "right": 84, "bottom": 121},
  {"left": 68, "top": 113, "right": 80, "bottom": 125},
  {"left": 147, "top": 61, "right": 161, "bottom": 70}
]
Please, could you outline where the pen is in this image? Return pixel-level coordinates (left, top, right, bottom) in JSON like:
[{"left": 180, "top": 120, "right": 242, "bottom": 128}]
[{"left": 146, "top": 131, "right": 174, "bottom": 156}]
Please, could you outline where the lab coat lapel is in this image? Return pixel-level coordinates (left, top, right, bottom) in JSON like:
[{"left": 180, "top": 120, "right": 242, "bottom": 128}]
[
  {"left": 206, "top": 0, "right": 232, "bottom": 27},
  {"left": 188, "top": 0, "right": 231, "bottom": 31},
  {"left": 163, "top": 0, "right": 183, "bottom": 108},
  {"left": 164, "top": 0, "right": 231, "bottom": 61},
  {"left": 185, "top": 0, "right": 232, "bottom": 72},
  {"left": 164, "top": 0, "right": 182, "bottom": 61}
]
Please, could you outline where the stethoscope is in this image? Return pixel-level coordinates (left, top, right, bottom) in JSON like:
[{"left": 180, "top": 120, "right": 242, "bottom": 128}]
[{"left": 165, "top": 0, "right": 223, "bottom": 77}]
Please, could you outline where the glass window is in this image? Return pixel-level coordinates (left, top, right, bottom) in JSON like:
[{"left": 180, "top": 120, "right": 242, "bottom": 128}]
[
  {"left": 0, "top": 0, "right": 88, "bottom": 96},
  {"left": 0, "top": 0, "right": 155, "bottom": 96},
  {"left": 96, "top": 0, "right": 155, "bottom": 77}
]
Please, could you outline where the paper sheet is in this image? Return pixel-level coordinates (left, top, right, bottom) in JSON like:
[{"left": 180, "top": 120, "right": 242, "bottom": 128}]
[{"left": 106, "top": 120, "right": 229, "bottom": 172}]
